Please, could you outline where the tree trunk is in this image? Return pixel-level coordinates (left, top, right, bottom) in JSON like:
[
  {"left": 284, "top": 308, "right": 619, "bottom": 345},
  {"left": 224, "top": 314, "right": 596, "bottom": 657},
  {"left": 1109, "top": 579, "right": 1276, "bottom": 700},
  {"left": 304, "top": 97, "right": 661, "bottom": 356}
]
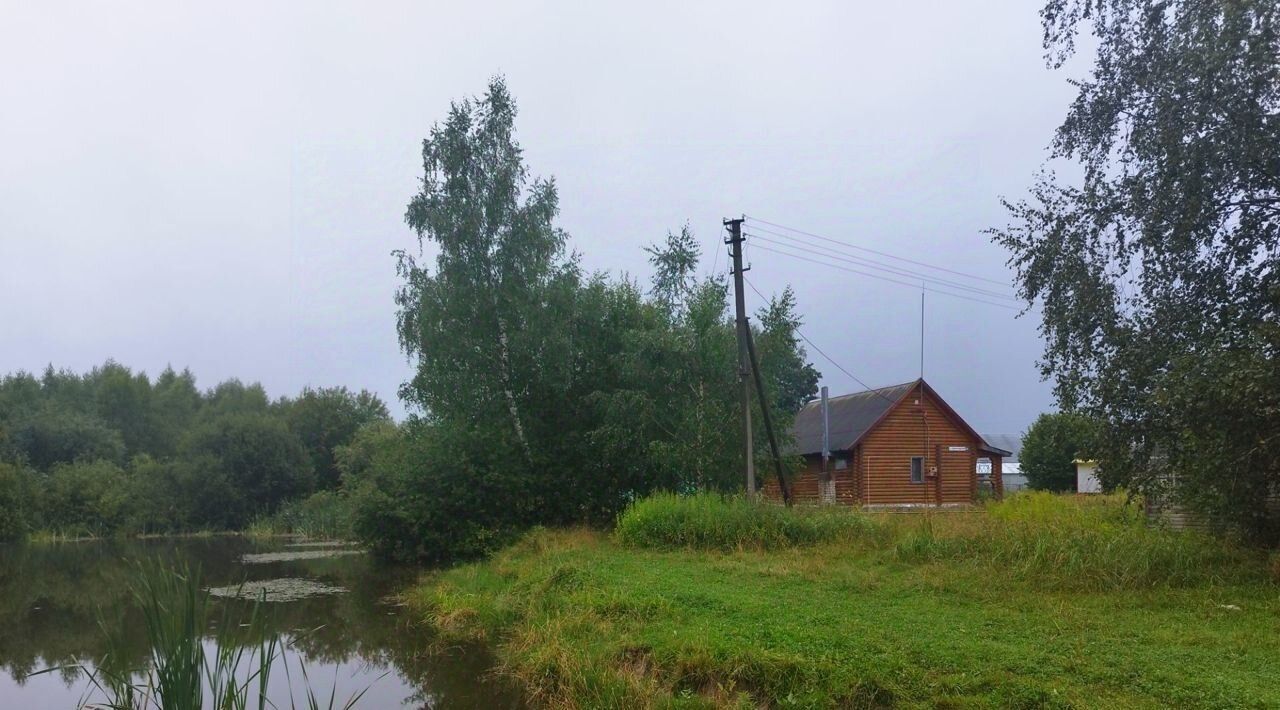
[{"left": 495, "top": 313, "right": 533, "bottom": 463}]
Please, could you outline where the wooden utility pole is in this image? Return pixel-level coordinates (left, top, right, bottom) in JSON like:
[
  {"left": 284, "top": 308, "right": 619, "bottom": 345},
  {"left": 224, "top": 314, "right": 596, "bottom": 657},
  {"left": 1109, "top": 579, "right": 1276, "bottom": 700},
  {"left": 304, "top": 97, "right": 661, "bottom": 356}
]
[
  {"left": 725, "top": 218, "right": 792, "bottom": 505},
  {"left": 744, "top": 321, "right": 792, "bottom": 505},
  {"left": 725, "top": 218, "right": 755, "bottom": 498}
]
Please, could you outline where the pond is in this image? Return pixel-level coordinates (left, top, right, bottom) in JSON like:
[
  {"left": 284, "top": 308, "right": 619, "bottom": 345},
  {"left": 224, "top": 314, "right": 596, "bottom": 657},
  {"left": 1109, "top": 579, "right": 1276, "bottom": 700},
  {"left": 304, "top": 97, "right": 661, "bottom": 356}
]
[{"left": 0, "top": 537, "right": 523, "bottom": 709}]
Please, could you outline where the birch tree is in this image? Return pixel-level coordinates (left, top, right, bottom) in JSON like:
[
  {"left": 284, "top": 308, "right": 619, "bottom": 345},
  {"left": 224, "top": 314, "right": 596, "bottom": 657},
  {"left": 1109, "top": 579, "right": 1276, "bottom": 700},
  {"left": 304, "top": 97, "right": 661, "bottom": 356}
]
[
  {"left": 398, "top": 77, "right": 571, "bottom": 462},
  {"left": 994, "top": 0, "right": 1280, "bottom": 539}
]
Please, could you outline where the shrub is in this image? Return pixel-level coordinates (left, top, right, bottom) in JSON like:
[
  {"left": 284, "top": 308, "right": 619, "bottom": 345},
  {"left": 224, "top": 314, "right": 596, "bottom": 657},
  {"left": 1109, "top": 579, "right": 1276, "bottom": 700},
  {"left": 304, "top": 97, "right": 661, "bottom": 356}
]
[
  {"left": 348, "top": 422, "right": 532, "bottom": 564},
  {"left": 42, "top": 459, "right": 134, "bottom": 536},
  {"left": 614, "top": 492, "right": 884, "bottom": 551}
]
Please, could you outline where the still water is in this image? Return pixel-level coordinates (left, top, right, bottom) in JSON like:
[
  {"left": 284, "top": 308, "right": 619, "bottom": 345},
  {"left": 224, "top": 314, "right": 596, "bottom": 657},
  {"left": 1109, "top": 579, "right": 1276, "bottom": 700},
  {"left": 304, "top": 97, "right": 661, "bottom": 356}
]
[{"left": 0, "top": 537, "right": 523, "bottom": 709}]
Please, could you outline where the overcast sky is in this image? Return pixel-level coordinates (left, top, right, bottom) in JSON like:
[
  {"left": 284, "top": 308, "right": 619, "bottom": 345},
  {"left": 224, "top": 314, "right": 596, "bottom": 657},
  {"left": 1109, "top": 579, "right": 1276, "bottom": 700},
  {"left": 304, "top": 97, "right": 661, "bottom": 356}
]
[{"left": 0, "top": 1, "right": 1081, "bottom": 434}]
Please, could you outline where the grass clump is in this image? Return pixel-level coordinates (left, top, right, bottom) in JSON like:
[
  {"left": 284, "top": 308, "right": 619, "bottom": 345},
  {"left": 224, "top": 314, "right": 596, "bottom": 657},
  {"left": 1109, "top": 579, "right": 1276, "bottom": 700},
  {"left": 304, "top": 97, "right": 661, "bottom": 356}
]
[{"left": 614, "top": 492, "right": 885, "bottom": 551}]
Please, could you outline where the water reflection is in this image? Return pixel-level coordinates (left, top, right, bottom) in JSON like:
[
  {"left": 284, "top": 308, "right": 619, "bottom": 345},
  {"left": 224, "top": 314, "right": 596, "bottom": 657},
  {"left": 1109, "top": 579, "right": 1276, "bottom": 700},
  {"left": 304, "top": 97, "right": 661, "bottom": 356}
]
[{"left": 0, "top": 537, "right": 522, "bottom": 709}]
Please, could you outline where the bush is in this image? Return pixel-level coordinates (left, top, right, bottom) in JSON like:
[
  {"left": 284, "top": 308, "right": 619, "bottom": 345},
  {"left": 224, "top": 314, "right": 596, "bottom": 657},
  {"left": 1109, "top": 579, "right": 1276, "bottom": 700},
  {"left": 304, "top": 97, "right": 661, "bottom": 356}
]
[
  {"left": 614, "top": 492, "right": 884, "bottom": 551},
  {"left": 348, "top": 422, "right": 532, "bottom": 564},
  {"left": 42, "top": 459, "right": 134, "bottom": 536}
]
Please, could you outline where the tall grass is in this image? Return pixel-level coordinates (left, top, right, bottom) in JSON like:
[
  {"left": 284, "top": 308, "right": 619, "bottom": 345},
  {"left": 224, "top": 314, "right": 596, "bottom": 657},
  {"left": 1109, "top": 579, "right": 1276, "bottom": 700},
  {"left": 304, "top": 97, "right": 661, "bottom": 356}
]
[
  {"left": 30, "top": 564, "right": 372, "bottom": 709},
  {"left": 248, "top": 491, "right": 355, "bottom": 540},
  {"left": 614, "top": 492, "right": 887, "bottom": 551},
  {"left": 615, "top": 491, "right": 1269, "bottom": 590},
  {"left": 893, "top": 492, "right": 1267, "bottom": 589}
]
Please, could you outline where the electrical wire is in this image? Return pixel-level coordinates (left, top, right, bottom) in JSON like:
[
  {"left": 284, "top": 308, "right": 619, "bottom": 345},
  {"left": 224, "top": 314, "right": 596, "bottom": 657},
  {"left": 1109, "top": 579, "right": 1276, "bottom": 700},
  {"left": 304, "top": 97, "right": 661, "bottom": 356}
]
[
  {"left": 751, "top": 242, "right": 1020, "bottom": 310},
  {"left": 744, "top": 231, "right": 1016, "bottom": 301},
  {"left": 744, "top": 216, "right": 1011, "bottom": 287},
  {"left": 744, "top": 277, "right": 902, "bottom": 405}
]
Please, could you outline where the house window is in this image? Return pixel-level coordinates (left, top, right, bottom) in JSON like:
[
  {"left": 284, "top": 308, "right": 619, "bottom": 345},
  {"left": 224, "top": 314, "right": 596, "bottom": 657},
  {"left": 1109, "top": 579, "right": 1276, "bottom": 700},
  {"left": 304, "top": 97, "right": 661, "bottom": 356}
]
[
  {"left": 910, "top": 456, "right": 924, "bottom": 484},
  {"left": 834, "top": 457, "right": 849, "bottom": 470}
]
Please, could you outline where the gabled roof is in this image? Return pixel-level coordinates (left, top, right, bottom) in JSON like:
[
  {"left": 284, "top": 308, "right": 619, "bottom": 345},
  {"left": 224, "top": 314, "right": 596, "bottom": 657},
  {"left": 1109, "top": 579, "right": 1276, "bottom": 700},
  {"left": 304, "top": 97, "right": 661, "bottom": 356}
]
[
  {"left": 790, "top": 379, "right": 1013, "bottom": 457},
  {"left": 789, "top": 381, "right": 916, "bottom": 456}
]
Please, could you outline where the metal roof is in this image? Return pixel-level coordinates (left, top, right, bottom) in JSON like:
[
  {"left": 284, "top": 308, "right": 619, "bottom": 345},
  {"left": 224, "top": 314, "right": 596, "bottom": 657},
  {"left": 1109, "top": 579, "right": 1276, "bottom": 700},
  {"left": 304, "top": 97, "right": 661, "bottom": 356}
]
[
  {"left": 789, "top": 381, "right": 915, "bottom": 455},
  {"left": 979, "top": 433, "right": 1023, "bottom": 461},
  {"left": 789, "top": 380, "right": 1015, "bottom": 458}
]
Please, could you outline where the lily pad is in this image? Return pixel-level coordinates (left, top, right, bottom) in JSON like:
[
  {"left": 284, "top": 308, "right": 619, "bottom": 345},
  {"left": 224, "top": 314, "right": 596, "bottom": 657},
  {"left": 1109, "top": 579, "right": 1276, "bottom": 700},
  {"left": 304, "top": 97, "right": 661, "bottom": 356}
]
[
  {"left": 240, "top": 549, "right": 365, "bottom": 564},
  {"left": 207, "top": 578, "right": 347, "bottom": 602}
]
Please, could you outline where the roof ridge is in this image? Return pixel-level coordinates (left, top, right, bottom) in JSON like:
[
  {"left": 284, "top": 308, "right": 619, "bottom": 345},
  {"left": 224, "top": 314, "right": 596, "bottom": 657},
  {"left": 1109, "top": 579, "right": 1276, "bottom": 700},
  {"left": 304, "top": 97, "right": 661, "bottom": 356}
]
[{"left": 803, "top": 379, "right": 919, "bottom": 407}]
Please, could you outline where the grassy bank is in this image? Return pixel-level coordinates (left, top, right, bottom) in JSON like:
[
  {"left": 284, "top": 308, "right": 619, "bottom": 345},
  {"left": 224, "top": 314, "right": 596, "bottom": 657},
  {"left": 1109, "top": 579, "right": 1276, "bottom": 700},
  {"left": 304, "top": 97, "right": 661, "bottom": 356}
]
[{"left": 406, "top": 494, "right": 1279, "bottom": 708}]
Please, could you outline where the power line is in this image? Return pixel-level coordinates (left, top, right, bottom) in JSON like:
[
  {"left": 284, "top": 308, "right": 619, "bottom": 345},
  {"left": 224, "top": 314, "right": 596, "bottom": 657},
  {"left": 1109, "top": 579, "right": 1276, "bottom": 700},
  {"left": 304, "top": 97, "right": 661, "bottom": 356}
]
[
  {"left": 745, "top": 231, "right": 1016, "bottom": 301},
  {"left": 751, "top": 242, "right": 1020, "bottom": 310},
  {"left": 744, "top": 277, "right": 901, "bottom": 405},
  {"left": 744, "top": 216, "right": 1011, "bottom": 287},
  {"left": 746, "top": 228, "right": 1014, "bottom": 299}
]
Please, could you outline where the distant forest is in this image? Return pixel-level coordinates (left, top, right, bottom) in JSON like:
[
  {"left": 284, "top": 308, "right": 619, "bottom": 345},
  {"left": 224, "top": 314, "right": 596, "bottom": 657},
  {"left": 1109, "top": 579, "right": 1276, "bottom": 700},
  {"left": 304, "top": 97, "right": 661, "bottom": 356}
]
[{"left": 0, "top": 361, "right": 388, "bottom": 539}]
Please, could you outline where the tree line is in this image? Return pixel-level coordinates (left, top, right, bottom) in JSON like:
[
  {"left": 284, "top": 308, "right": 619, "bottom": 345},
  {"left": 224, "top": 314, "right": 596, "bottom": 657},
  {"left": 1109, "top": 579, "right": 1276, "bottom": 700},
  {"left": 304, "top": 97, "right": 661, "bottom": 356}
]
[{"left": 0, "top": 362, "right": 388, "bottom": 539}]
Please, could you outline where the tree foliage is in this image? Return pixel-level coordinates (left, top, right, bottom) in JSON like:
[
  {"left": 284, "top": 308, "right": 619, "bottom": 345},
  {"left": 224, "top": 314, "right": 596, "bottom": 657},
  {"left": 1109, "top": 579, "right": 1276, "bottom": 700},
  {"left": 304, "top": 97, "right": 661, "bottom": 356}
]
[
  {"left": 1020, "top": 412, "right": 1100, "bottom": 492},
  {"left": 993, "top": 1, "right": 1280, "bottom": 539},
  {"left": 0, "top": 362, "right": 388, "bottom": 535},
  {"left": 283, "top": 386, "right": 390, "bottom": 490},
  {"left": 370, "top": 78, "right": 820, "bottom": 562}
]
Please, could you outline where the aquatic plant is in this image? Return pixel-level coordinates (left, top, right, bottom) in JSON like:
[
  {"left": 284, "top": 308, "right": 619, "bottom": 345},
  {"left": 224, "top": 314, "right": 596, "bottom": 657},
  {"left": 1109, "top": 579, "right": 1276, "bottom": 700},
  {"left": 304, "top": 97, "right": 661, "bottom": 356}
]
[
  {"left": 206, "top": 578, "right": 347, "bottom": 603},
  {"left": 27, "top": 563, "right": 374, "bottom": 709},
  {"left": 239, "top": 549, "right": 364, "bottom": 564},
  {"left": 247, "top": 492, "right": 357, "bottom": 541}
]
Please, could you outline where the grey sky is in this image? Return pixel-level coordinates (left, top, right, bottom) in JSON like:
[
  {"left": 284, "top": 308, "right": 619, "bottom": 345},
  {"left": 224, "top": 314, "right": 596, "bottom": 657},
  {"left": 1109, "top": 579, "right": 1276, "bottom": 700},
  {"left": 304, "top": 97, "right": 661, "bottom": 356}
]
[{"left": 1, "top": 1, "right": 1076, "bottom": 433}]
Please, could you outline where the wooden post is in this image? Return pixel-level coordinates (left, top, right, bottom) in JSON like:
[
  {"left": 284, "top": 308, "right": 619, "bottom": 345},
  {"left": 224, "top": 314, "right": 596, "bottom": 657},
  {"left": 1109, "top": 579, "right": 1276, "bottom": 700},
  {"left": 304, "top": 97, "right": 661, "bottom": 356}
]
[{"left": 725, "top": 218, "right": 755, "bottom": 498}]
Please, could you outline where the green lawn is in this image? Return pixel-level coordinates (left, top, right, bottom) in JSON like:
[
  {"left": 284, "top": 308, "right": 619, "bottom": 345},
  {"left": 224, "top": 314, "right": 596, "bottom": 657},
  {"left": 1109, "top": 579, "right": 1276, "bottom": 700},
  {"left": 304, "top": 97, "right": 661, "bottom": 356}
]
[{"left": 407, "top": 501, "right": 1280, "bottom": 708}]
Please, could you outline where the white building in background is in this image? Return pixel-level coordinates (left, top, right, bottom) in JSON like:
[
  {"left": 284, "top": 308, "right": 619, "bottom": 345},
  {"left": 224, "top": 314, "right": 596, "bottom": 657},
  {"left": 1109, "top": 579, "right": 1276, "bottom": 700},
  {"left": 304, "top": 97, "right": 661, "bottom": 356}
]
[
  {"left": 1075, "top": 459, "right": 1102, "bottom": 493},
  {"left": 981, "top": 433, "right": 1026, "bottom": 491}
]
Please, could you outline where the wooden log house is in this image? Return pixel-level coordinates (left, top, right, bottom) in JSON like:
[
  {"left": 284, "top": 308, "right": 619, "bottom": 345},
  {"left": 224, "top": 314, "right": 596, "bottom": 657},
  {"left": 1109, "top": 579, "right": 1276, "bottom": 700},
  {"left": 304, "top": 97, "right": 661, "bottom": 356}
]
[{"left": 762, "top": 379, "right": 1011, "bottom": 507}]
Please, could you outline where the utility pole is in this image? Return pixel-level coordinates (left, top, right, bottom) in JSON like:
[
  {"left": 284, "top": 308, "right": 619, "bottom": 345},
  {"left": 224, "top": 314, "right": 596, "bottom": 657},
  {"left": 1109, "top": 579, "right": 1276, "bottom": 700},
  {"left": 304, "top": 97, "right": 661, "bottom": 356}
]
[
  {"left": 725, "top": 218, "right": 755, "bottom": 498},
  {"left": 726, "top": 217, "right": 792, "bottom": 505}
]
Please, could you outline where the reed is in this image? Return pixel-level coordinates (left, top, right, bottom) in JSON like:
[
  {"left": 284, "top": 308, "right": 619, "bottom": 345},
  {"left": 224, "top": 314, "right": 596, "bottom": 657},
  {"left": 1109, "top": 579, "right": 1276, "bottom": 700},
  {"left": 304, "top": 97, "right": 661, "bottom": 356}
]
[
  {"left": 29, "top": 563, "right": 372, "bottom": 709},
  {"left": 247, "top": 492, "right": 355, "bottom": 541}
]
